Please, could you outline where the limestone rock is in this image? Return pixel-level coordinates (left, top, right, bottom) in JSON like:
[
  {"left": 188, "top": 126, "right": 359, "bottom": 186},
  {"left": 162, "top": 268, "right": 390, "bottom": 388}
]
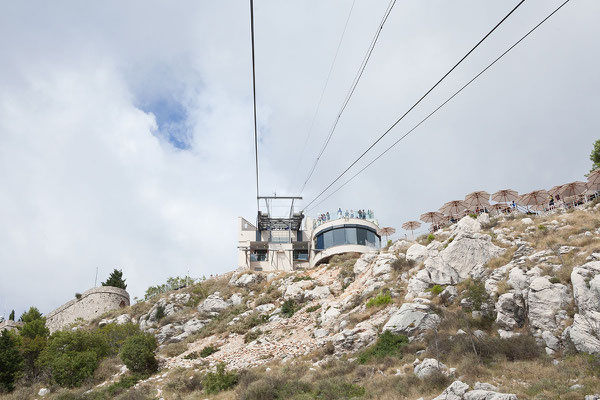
[
  {"left": 353, "top": 253, "right": 377, "bottom": 275},
  {"left": 495, "top": 293, "right": 525, "bottom": 331},
  {"left": 453, "top": 216, "right": 481, "bottom": 233},
  {"left": 383, "top": 303, "right": 440, "bottom": 337},
  {"left": 464, "top": 390, "right": 518, "bottom": 400},
  {"left": 406, "top": 243, "right": 428, "bottom": 263},
  {"left": 565, "top": 312, "right": 600, "bottom": 355},
  {"left": 230, "top": 273, "right": 263, "bottom": 287},
  {"left": 38, "top": 388, "right": 50, "bottom": 397},
  {"left": 432, "top": 381, "right": 470, "bottom": 400},
  {"left": 283, "top": 280, "right": 313, "bottom": 300},
  {"left": 197, "top": 294, "right": 231, "bottom": 317},
  {"left": 527, "top": 277, "right": 569, "bottom": 333},
  {"left": 304, "top": 285, "right": 331, "bottom": 300},
  {"left": 440, "top": 286, "right": 458, "bottom": 303},
  {"left": 477, "top": 213, "right": 491, "bottom": 226},
  {"left": 414, "top": 358, "right": 448, "bottom": 379},
  {"left": 571, "top": 261, "right": 600, "bottom": 314}
]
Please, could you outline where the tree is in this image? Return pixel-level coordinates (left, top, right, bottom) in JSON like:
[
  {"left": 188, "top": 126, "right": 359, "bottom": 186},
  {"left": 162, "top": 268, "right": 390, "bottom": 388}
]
[
  {"left": 590, "top": 139, "right": 600, "bottom": 173},
  {"left": 19, "top": 307, "right": 49, "bottom": 377},
  {"left": 102, "top": 269, "right": 127, "bottom": 290},
  {"left": 8, "top": 311, "right": 14, "bottom": 321},
  {"left": 119, "top": 333, "right": 157, "bottom": 374},
  {"left": 0, "top": 330, "right": 23, "bottom": 392}
]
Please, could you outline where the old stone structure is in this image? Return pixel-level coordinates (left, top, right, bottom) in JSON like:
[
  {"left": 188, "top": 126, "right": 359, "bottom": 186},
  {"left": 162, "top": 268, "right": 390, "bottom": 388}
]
[
  {"left": 0, "top": 320, "right": 23, "bottom": 333},
  {"left": 46, "top": 286, "right": 130, "bottom": 333}
]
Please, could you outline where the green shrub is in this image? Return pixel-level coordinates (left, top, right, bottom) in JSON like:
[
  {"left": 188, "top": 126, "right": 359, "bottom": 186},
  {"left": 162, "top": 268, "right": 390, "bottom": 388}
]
[
  {"left": 366, "top": 292, "right": 391, "bottom": 308},
  {"left": 427, "top": 285, "right": 444, "bottom": 296},
  {"left": 119, "top": 333, "right": 158, "bottom": 374},
  {"left": 96, "top": 323, "right": 141, "bottom": 356},
  {"left": 538, "top": 224, "right": 547, "bottom": 231},
  {"left": 203, "top": 363, "right": 238, "bottom": 394},
  {"left": 469, "top": 213, "right": 477, "bottom": 219},
  {"left": 358, "top": 331, "right": 408, "bottom": 364},
  {"left": 200, "top": 345, "right": 219, "bottom": 357},
  {"left": 391, "top": 258, "right": 415, "bottom": 273},
  {"left": 461, "top": 279, "right": 489, "bottom": 311},
  {"left": 0, "top": 330, "right": 23, "bottom": 392},
  {"left": 427, "top": 234, "right": 435, "bottom": 243},
  {"left": 305, "top": 304, "right": 321, "bottom": 313},
  {"left": 154, "top": 305, "right": 165, "bottom": 321},
  {"left": 184, "top": 351, "right": 199, "bottom": 360},
  {"left": 292, "top": 276, "right": 313, "bottom": 282},
  {"left": 281, "top": 299, "right": 299, "bottom": 318},
  {"left": 38, "top": 330, "right": 110, "bottom": 387},
  {"left": 244, "top": 330, "right": 262, "bottom": 344},
  {"left": 102, "top": 269, "right": 127, "bottom": 290},
  {"left": 549, "top": 277, "right": 561, "bottom": 284},
  {"left": 314, "top": 379, "right": 365, "bottom": 399},
  {"left": 106, "top": 373, "right": 143, "bottom": 396}
]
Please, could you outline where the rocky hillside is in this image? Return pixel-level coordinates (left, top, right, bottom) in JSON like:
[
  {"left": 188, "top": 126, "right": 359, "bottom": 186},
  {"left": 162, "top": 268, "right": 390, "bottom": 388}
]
[{"left": 6, "top": 204, "right": 600, "bottom": 399}]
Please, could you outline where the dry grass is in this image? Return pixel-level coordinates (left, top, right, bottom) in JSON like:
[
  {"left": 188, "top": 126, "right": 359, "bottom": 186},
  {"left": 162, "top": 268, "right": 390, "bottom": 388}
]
[
  {"left": 160, "top": 341, "right": 188, "bottom": 357},
  {"left": 486, "top": 247, "right": 516, "bottom": 270}
]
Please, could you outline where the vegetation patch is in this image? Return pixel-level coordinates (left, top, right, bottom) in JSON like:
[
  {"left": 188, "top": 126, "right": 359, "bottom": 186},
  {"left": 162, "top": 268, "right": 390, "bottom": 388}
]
[
  {"left": 200, "top": 345, "right": 219, "bottom": 358},
  {"left": 202, "top": 363, "right": 238, "bottom": 394},
  {"left": 358, "top": 331, "right": 408, "bottom": 364},
  {"left": 366, "top": 292, "right": 392, "bottom": 308},
  {"left": 281, "top": 299, "right": 300, "bottom": 318}
]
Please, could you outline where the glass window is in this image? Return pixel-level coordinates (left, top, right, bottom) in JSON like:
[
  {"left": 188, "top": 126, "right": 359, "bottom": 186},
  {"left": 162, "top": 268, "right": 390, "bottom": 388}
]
[
  {"left": 366, "top": 230, "right": 376, "bottom": 247},
  {"left": 293, "top": 250, "right": 309, "bottom": 261},
  {"left": 333, "top": 228, "right": 345, "bottom": 247},
  {"left": 323, "top": 230, "right": 334, "bottom": 249},
  {"left": 375, "top": 234, "right": 381, "bottom": 248},
  {"left": 345, "top": 227, "right": 357, "bottom": 245},
  {"left": 356, "top": 228, "right": 367, "bottom": 246},
  {"left": 316, "top": 234, "right": 324, "bottom": 250}
]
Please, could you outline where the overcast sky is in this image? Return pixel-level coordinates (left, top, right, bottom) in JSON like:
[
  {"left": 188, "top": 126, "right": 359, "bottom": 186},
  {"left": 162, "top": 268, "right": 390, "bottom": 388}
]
[{"left": 1, "top": 1, "right": 598, "bottom": 317}]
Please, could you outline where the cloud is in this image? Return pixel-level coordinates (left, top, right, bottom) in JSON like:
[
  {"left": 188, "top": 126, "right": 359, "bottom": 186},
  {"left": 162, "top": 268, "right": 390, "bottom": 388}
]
[{"left": 0, "top": 0, "right": 599, "bottom": 316}]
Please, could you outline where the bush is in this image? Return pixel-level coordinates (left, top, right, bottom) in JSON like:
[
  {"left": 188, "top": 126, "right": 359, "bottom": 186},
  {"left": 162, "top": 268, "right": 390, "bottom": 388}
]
[
  {"left": 106, "top": 373, "right": 143, "bottom": 396},
  {"left": 366, "top": 292, "right": 391, "bottom": 308},
  {"left": 184, "top": 351, "right": 198, "bottom": 360},
  {"left": 358, "top": 331, "right": 408, "bottom": 364},
  {"left": 119, "top": 333, "right": 158, "bottom": 374},
  {"left": 203, "top": 363, "right": 238, "bottom": 394},
  {"left": 427, "top": 234, "right": 435, "bottom": 243},
  {"left": 0, "top": 330, "right": 23, "bottom": 392},
  {"left": 102, "top": 268, "right": 127, "bottom": 290},
  {"left": 292, "top": 276, "right": 312, "bottom": 282},
  {"left": 154, "top": 305, "right": 165, "bottom": 321},
  {"left": 314, "top": 379, "right": 365, "bottom": 399},
  {"left": 38, "top": 330, "right": 110, "bottom": 387},
  {"left": 461, "top": 279, "right": 489, "bottom": 311},
  {"left": 391, "top": 258, "right": 415, "bottom": 274},
  {"left": 200, "top": 345, "right": 219, "bottom": 357},
  {"left": 427, "top": 285, "right": 444, "bottom": 296},
  {"left": 281, "top": 299, "right": 299, "bottom": 318},
  {"left": 305, "top": 304, "right": 321, "bottom": 313},
  {"left": 244, "top": 330, "right": 262, "bottom": 343}
]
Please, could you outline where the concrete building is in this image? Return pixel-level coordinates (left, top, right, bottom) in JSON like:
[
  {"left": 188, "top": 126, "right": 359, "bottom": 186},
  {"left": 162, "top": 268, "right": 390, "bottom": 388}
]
[{"left": 238, "top": 199, "right": 380, "bottom": 271}]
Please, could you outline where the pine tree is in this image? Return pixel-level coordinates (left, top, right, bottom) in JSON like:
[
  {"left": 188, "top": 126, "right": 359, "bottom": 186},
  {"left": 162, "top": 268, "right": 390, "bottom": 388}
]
[
  {"left": 19, "top": 307, "right": 49, "bottom": 377},
  {"left": 101, "top": 269, "right": 127, "bottom": 290},
  {"left": 8, "top": 310, "right": 14, "bottom": 321},
  {"left": 0, "top": 330, "right": 23, "bottom": 392},
  {"left": 590, "top": 139, "right": 600, "bottom": 173}
]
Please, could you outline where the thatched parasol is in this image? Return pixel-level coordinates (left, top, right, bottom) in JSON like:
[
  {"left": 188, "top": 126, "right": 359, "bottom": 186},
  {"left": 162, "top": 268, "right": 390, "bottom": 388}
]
[
  {"left": 491, "top": 189, "right": 519, "bottom": 204},
  {"left": 402, "top": 221, "right": 421, "bottom": 238},
  {"left": 587, "top": 169, "right": 600, "bottom": 191},
  {"left": 464, "top": 191, "right": 490, "bottom": 212},
  {"left": 439, "top": 200, "right": 467, "bottom": 218},
  {"left": 377, "top": 227, "right": 396, "bottom": 244},
  {"left": 559, "top": 181, "right": 587, "bottom": 198},
  {"left": 518, "top": 190, "right": 550, "bottom": 211}
]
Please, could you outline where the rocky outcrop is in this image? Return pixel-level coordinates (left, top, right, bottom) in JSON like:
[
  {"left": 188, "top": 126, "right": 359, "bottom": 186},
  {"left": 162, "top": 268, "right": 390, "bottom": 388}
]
[
  {"left": 495, "top": 293, "right": 525, "bottom": 331},
  {"left": 413, "top": 358, "right": 449, "bottom": 379},
  {"left": 433, "top": 381, "right": 518, "bottom": 400},
  {"left": 197, "top": 293, "right": 231, "bottom": 317},
  {"left": 383, "top": 303, "right": 440, "bottom": 338}
]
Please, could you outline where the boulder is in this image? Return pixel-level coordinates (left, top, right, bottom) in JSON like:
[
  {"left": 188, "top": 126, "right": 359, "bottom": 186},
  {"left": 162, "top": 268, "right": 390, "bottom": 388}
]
[
  {"left": 383, "top": 303, "right": 440, "bottom": 337},
  {"left": 453, "top": 216, "right": 481, "bottom": 233},
  {"left": 230, "top": 272, "right": 263, "bottom": 287},
  {"left": 432, "top": 381, "right": 470, "bottom": 400},
  {"left": 406, "top": 243, "right": 428, "bottom": 263},
  {"left": 255, "top": 303, "right": 276, "bottom": 314},
  {"left": 353, "top": 253, "right": 377, "bottom": 275},
  {"left": 477, "top": 213, "right": 491, "bottom": 226},
  {"left": 283, "top": 280, "right": 313, "bottom": 300},
  {"left": 440, "top": 286, "right": 458, "bottom": 303},
  {"left": 565, "top": 312, "right": 600, "bottom": 355},
  {"left": 464, "top": 390, "right": 518, "bottom": 400},
  {"left": 230, "top": 293, "right": 243, "bottom": 306},
  {"left": 521, "top": 217, "right": 533, "bottom": 225},
  {"left": 38, "top": 388, "right": 50, "bottom": 397},
  {"left": 423, "top": 232, "right": 504, "bottom": 285},
  {"left": 332, "top": 323, "right": 377, "bottom": 352},
  {"left": 527, "top": 277, "right": 569, "bottom": 333},
  {"left": 372, "top": 253, "right": 396, "bottom": 278},
  {"left": 413, "top": 358, "right": 449, "bottom": 379},
  {"left": 571, "top": 261, "right": 600, "bottom": 314},
  {"left": 304, "top": 285, "right": 331, "bottom": 300},
  {"left": 495, "top": 293, "right": 525, "bottom": 331},
  {"left": 197, "top": 294, "right": 231, "bottom": 317},
  {"left": 389, "top": 239, "right": 412, "bottom": 253}
]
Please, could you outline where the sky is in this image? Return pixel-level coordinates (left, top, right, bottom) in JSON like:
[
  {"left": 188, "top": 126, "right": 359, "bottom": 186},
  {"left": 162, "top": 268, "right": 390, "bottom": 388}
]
[{"left": 0, "top": 0, "right": 598, "bottom": 317}]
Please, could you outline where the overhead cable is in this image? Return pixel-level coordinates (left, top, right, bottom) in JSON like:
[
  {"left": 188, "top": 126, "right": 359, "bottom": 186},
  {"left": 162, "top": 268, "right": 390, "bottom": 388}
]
[
  {"left": 302, "top": 0, "right": 527, "bottom": 211},
  {"left": 306, "top": 0, "right": 571, "bottom": 212}
]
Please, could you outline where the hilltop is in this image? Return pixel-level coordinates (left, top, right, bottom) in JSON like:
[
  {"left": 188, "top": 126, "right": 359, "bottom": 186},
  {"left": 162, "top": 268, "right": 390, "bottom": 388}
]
[{"left": 3, "top": 203, "right": 600, "bottom": 399}]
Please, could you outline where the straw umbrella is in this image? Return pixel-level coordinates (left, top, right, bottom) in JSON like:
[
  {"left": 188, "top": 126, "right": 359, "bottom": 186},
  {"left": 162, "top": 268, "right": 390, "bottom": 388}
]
[
  {"left": 377, "top": 227, "right": 396, "bottom": 245},
  {"left": 548, "top": 185, "right": 564, "bottom": 198},
  {"left": 559, "top": 181, "right": 587, "bottom": 198},
  {"left": 464, "top": 191, "right": 490, "bottom": 213},
  {"left": 420, "top": 211, "right": 445, "bottom": 232},
  {"left": 439, "top": 200, "right": 467, "bottom": 219},
  {"left": 518, "top": 190, "right": 550, "bottom": 212},
  {"left": 491, "top": 189, "right": 519, "bottom": 204},
  {"left": 402, "top": 221, "right": 421, "bottom": 239},
  {"left": 587, "top": 169, "right": 600, "bottom": 191},
  {"left": 490, "top": 203, "right": 509, "bottom": 215}
]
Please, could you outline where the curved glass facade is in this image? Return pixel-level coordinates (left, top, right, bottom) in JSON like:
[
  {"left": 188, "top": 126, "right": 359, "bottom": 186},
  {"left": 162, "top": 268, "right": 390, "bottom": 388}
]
[{"left": 314, "top": 225, "right": 380, "bottom": 251}]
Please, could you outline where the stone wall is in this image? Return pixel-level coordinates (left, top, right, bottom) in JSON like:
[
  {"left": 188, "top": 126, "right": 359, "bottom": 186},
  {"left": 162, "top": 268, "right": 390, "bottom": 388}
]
[
  {"left": 0, "top": 320, "right": 23, "bottom": 333},
  {"left": 46, "top": 286, "right": 130, "bottom": 333}
]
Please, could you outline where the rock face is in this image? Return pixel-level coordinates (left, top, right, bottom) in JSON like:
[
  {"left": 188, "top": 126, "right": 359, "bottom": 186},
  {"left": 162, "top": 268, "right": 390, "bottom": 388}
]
[
  {"left": 565, "top": 261, "right": 600, "bottom": 354},
  {"left": 432, "top": 381, "right": 469, "bottom": 400},
  {"left": 383, "top": 303, "right": 440, "bottom": 337},
  {"left": 413, "top": 358, "right": 448, "bottom": 379},
  {"left": 197, "top": 293, "right": 231, "bottom": 317},
  {"left": 527, "top": 277, "right": 570, "bottom": 333},
  {"left": 230, "top": 272, "right": 263, "bottom": 287},
  {"left": 495, "top": 293, "right": 525, "bottom": 331},
  {"left": 433, "top": 381, "right": 518, "bottom": 400}
]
